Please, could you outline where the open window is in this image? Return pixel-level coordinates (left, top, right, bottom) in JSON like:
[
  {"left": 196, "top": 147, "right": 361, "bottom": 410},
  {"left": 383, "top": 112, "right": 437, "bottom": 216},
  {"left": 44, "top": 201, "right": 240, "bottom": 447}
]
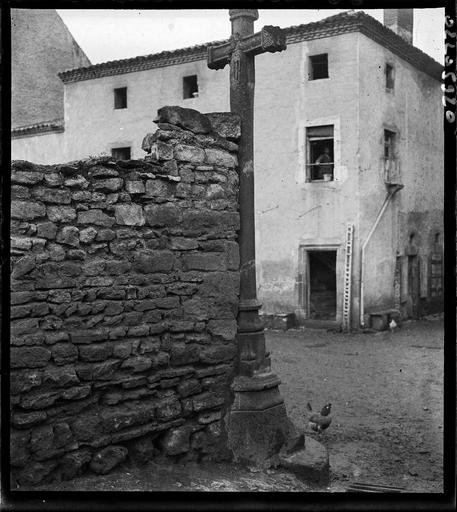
[
  {"left": 309, "top": 54, "right": 328, "bottom": 80},
  {"left": 114, "top": 87, "right": 127, "bottom": 109},
  {"left": 306, "top": 125, "right": 334, "bottom": 182},
  {"left": 111, "top": 147, "right": 131, "bottom": 160},
  {"left": 183, "top": 75, "right": 198, "bottom": 99}
]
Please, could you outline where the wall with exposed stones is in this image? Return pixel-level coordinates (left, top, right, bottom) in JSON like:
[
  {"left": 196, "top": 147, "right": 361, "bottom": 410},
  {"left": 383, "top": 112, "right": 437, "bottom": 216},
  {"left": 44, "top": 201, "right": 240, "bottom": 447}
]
[{"left": 10, "top": 107, "right": 241, "bottom": 486}]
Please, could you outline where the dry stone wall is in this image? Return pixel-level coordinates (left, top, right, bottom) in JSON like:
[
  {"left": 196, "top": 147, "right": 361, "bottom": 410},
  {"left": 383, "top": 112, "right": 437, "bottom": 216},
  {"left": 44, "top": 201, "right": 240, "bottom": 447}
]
[{"left": 10, "top": 107, "right": 241, "bottom": 486}]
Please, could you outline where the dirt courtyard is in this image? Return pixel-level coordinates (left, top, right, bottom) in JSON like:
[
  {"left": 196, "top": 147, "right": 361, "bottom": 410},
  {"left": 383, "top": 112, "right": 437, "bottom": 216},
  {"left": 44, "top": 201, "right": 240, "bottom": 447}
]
[
  {"left": 16, "top": 317, "right": 443, "bottom": 493},
  {"left": 269, "top": 316, "right": 444, "bottom": 492}
]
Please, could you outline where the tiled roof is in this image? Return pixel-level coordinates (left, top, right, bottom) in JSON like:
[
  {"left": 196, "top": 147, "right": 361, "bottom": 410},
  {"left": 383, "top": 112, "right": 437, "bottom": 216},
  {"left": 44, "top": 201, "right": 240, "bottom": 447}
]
[
  {"left": 58, "top": 11, "right": 442, "bottom": 84},
  {"left": 11, "top": 118, "right": 65, "bottom": 137}
]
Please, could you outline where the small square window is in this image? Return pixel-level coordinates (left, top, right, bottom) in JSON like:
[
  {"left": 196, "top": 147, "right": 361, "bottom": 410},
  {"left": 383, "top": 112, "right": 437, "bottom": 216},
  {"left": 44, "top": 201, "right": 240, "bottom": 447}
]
[
  {"left": 111, "top": 147, "right": 131, "bottom": 160},
  {"left": 114, "top": 87, "right": 127, "bottom": 109},
  {"left": 385, "top": 64, "right": 395, "bottom": 90},
  {"left": 183, "top": 75, "right": 198, "bottom": 99},
  {"left": 309, "top": 54, "right": 328, "bottom": 80}
]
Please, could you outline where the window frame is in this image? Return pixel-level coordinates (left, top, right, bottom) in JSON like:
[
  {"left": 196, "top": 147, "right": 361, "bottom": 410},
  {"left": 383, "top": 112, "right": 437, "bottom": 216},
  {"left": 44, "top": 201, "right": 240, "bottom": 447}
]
[
  {"left": 183, "top": 75, "right": 199, "bottom": 99},
  {"left": 113, "top": 87, "right": 128, "bottom": 110},
  {"left": 385, "top": 63, "right": 395, "bottom": 91},
  {"left": 306, "top": 125, "right": 335, "bottom": 182},
  {"left": 308, "top": 53, "right": 329, "bottom": 81},
  {"left": 111, "top": 146, "right": 131, "bottom": 160}
]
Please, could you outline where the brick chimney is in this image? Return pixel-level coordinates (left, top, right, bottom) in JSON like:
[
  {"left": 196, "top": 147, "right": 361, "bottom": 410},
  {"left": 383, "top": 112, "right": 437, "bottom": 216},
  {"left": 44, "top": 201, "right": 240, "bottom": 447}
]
[{"left": 384, "top": 9, "right": 413, "bottom": 44}]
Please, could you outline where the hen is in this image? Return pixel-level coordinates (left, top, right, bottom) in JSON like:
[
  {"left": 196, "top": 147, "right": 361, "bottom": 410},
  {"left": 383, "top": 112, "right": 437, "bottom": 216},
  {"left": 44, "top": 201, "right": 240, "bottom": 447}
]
[{"left": 307, "top": 402, "right": 332, "bottom": 434}]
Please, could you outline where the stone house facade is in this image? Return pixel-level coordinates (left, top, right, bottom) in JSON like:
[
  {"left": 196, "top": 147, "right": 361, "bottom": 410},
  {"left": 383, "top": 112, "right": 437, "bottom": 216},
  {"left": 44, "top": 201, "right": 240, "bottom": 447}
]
[{"left": 12, "top": 10, "right": 444, "bottom": 328}]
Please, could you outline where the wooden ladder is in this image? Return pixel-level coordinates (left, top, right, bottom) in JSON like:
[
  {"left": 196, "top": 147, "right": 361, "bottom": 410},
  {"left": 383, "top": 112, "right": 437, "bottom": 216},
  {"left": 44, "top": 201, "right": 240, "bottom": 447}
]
[{"left": 342, "top": 224, "right": 354, "bottom": 331}]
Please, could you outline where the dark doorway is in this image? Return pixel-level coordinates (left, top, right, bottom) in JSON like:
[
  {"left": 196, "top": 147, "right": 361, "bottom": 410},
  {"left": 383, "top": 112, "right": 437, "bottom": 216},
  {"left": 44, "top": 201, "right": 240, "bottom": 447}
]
[
  {"left": 408, "top": 255, "right": 420, "bottom": 317},
  {"left": 309, "top": 251, "right": 337, "bottom": 320}
]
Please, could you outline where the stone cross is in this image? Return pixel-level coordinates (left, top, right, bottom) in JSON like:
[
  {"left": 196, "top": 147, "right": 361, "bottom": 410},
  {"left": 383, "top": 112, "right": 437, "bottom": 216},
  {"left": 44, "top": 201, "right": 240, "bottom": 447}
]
[
  {"left": 208, "top": 10, "right": 286, "bottom": 378},
  {"left": 207, "top": 11, "right": 298, "bottom": 465}
]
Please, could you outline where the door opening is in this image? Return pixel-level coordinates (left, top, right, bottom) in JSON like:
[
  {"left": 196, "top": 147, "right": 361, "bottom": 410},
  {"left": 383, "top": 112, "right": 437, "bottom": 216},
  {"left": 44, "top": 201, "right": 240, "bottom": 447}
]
[
  {"left": 408, "top": 255, "right": 420, "bottom": 317},
  {"left": 308, "top": 250, "right": 337, "bottom": 320}
]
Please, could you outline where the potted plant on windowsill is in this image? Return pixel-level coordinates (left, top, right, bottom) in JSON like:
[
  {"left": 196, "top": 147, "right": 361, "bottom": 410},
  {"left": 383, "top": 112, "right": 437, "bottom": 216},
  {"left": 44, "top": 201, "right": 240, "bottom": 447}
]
[{"left": 323, "top": 173, "right": 332, "bottom": 181}]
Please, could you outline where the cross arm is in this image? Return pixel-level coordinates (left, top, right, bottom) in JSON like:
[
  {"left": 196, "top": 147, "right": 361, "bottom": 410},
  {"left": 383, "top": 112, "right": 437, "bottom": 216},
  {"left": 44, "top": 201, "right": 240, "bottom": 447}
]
[{"left": 207, "top": 25, "right": 287, "bottom": 70}]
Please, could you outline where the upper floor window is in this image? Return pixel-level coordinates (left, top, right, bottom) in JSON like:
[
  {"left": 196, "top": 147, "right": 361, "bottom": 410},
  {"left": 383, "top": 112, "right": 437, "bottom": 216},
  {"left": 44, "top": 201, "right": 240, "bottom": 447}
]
[
  {"left": 111, "top": 147, "right": 131, "bottom": 160},
  {"left": 385, "top": 63, "right": 395, "bottom": 91},
  {"left": 309, "top": 54, "right": 328, "bottom": 80},
  {"left": 114, "top": 87, "right": 127, "bottom": 109},
  {"left": 183, "top": 75, "right": 199, "bottom": 99},
  {"left": 306, "top": 125, "right": 334, "bottom": 182}
]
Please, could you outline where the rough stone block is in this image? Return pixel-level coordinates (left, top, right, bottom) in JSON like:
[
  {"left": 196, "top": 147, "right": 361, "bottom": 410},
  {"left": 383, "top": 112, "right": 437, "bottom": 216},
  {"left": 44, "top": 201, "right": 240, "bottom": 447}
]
[
  {"left": 200, "top": 344, "right": 236, "bottom": 364},
  {"left": 16, "top": 460, "right": 58, "bottom": 486},
  {"left": 121, "top": 356, "right": 152, "bottom": 373},
  {"left": 182, "top": 252, "right": 226, "bottom": 271},
  {"left": 10, "top": 430, "right": 31, "bottom": 467},
  {"left": 33, "top": 187, "right": 71, "bottom": 204},
  {"left": 11, "top": 200, "right": 46, "bottom": 220},
  {"left": 11, "top": 346, "right": 51, "bottom": 368},
  {"left": 174, "top": 144, "right": 205, "bottom": 163},
  {"left": 205, "top": 148, "right": 237, "bottom": 169},
  {"left": 155, "top": 106, "right": 212, "bottom": 134},
  {"left": 42, "top": 366, "right": 80, "bottom": 387},
  {"left": 12, "top": 169, "right": 44, "bottom": 185},
  {"left": 47, "top": 205, "right": 77, "bottom": 222},
  {"left": 161, "top": 426, "right": 191, "bottom": 455},
  {"left": 114, "top": 204, "right": 145, "bottom": 226},
  {"left": 177, "top": 379, "right": 202, "bottom": 398},
  {"left": 92, "top": 178, "right": 123, "bottom": 192},
  {"left": 77, "top": 209, "right": 115, "bottom": 227},
  {"left": 60, "top": 449, "right": 92, "bottom": 480},
  {"left": 144, "top": 204, "right": 181, "bottom": 227},
  {"left": 133, "top": 251, "right": 175, "bottom": 273},
  {"left": 10, "top": 369, "right": 42, "bottom": 394},
  {"left": 125, "top": 180, "right": 145, "bottom": 194},
  {"left": 206, "top": 112, "right": 241, "bottom": 141},
  {"left": 207, "top": 319, "right": 238, "bottom": 341},
  {"left": 156, "top": 397, "right": 182, "bottom": 421},
  {"left": 20, "top": 390, "right": 61, "bottom": 410},
  {"left": 90, "top": 445, "right": 128, "bottom": 475},
  {"left": 144, "top": 179, "right": 172, "bottom": 197},
  {"left": 11, "top": 256, "right": 36, "bottom": 279},
  {"left": 56, "top": 226, "right": 80, "bottom": 247},
  {"left": 36, "top": 221, "right": 58, "bottom": 240},
  {"left": 170, "top": 343, "right": 200, "bottom": 366},
  {"left": 12, "top": 411, "right": 47, "bottom": 429},
  {"left": 192, "top": 392, "right": 225, "bottom": 412},
  {"left": 79, "top": 343, "right": 113, "bottom": 362}
]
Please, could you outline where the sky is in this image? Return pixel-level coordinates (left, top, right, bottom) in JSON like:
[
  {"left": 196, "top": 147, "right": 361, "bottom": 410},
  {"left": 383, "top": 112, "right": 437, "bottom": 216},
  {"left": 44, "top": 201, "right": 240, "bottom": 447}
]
[{"left": 56, "top": 8, "right": 445, "bottom": 65}]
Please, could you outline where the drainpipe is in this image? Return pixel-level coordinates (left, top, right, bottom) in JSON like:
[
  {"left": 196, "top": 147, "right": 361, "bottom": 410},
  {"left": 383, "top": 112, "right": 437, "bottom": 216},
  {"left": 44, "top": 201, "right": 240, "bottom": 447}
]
[{"left": 359, "top": 184, "right": 403, "bottom": 328}]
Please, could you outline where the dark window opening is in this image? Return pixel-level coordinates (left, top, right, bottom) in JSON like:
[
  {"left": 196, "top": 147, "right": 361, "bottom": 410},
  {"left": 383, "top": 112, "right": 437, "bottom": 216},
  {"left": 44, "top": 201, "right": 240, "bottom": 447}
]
[
  {"left": 385, "top": 63, "right": 395, "bottom": 90},
  {"left": 309, "top": 54, "right": 328, "bottom": 80},
  {"left": 183, "top": 75, "right": 198, "bottom": 99},
  {"left": 306, "top": 125, "right": 334, "bottom": 181},
  {"left": 309, "top": 251, "right": 337, "bottom": 320},
  {"left": 111, "top": 147, "right": 131, "bottom": 160},
  {"left": 114, "top": 87, "right": 127, "bottom": 109}
]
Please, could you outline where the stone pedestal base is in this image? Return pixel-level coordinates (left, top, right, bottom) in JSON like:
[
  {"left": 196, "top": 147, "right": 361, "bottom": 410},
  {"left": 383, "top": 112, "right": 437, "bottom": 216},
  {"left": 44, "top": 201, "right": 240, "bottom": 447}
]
[{"left": 226, "top": 373, "right": 305, "bottom": 466}]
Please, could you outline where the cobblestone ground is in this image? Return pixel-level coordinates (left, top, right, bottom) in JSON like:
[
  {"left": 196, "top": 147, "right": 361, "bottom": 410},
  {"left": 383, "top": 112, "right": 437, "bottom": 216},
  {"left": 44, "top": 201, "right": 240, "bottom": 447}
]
[
  {"left": 268, "top": 316, "right": 444, "bottom": 493},
  {"left": 19, "top": 317, "right": 443, "bottom": 493}
]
